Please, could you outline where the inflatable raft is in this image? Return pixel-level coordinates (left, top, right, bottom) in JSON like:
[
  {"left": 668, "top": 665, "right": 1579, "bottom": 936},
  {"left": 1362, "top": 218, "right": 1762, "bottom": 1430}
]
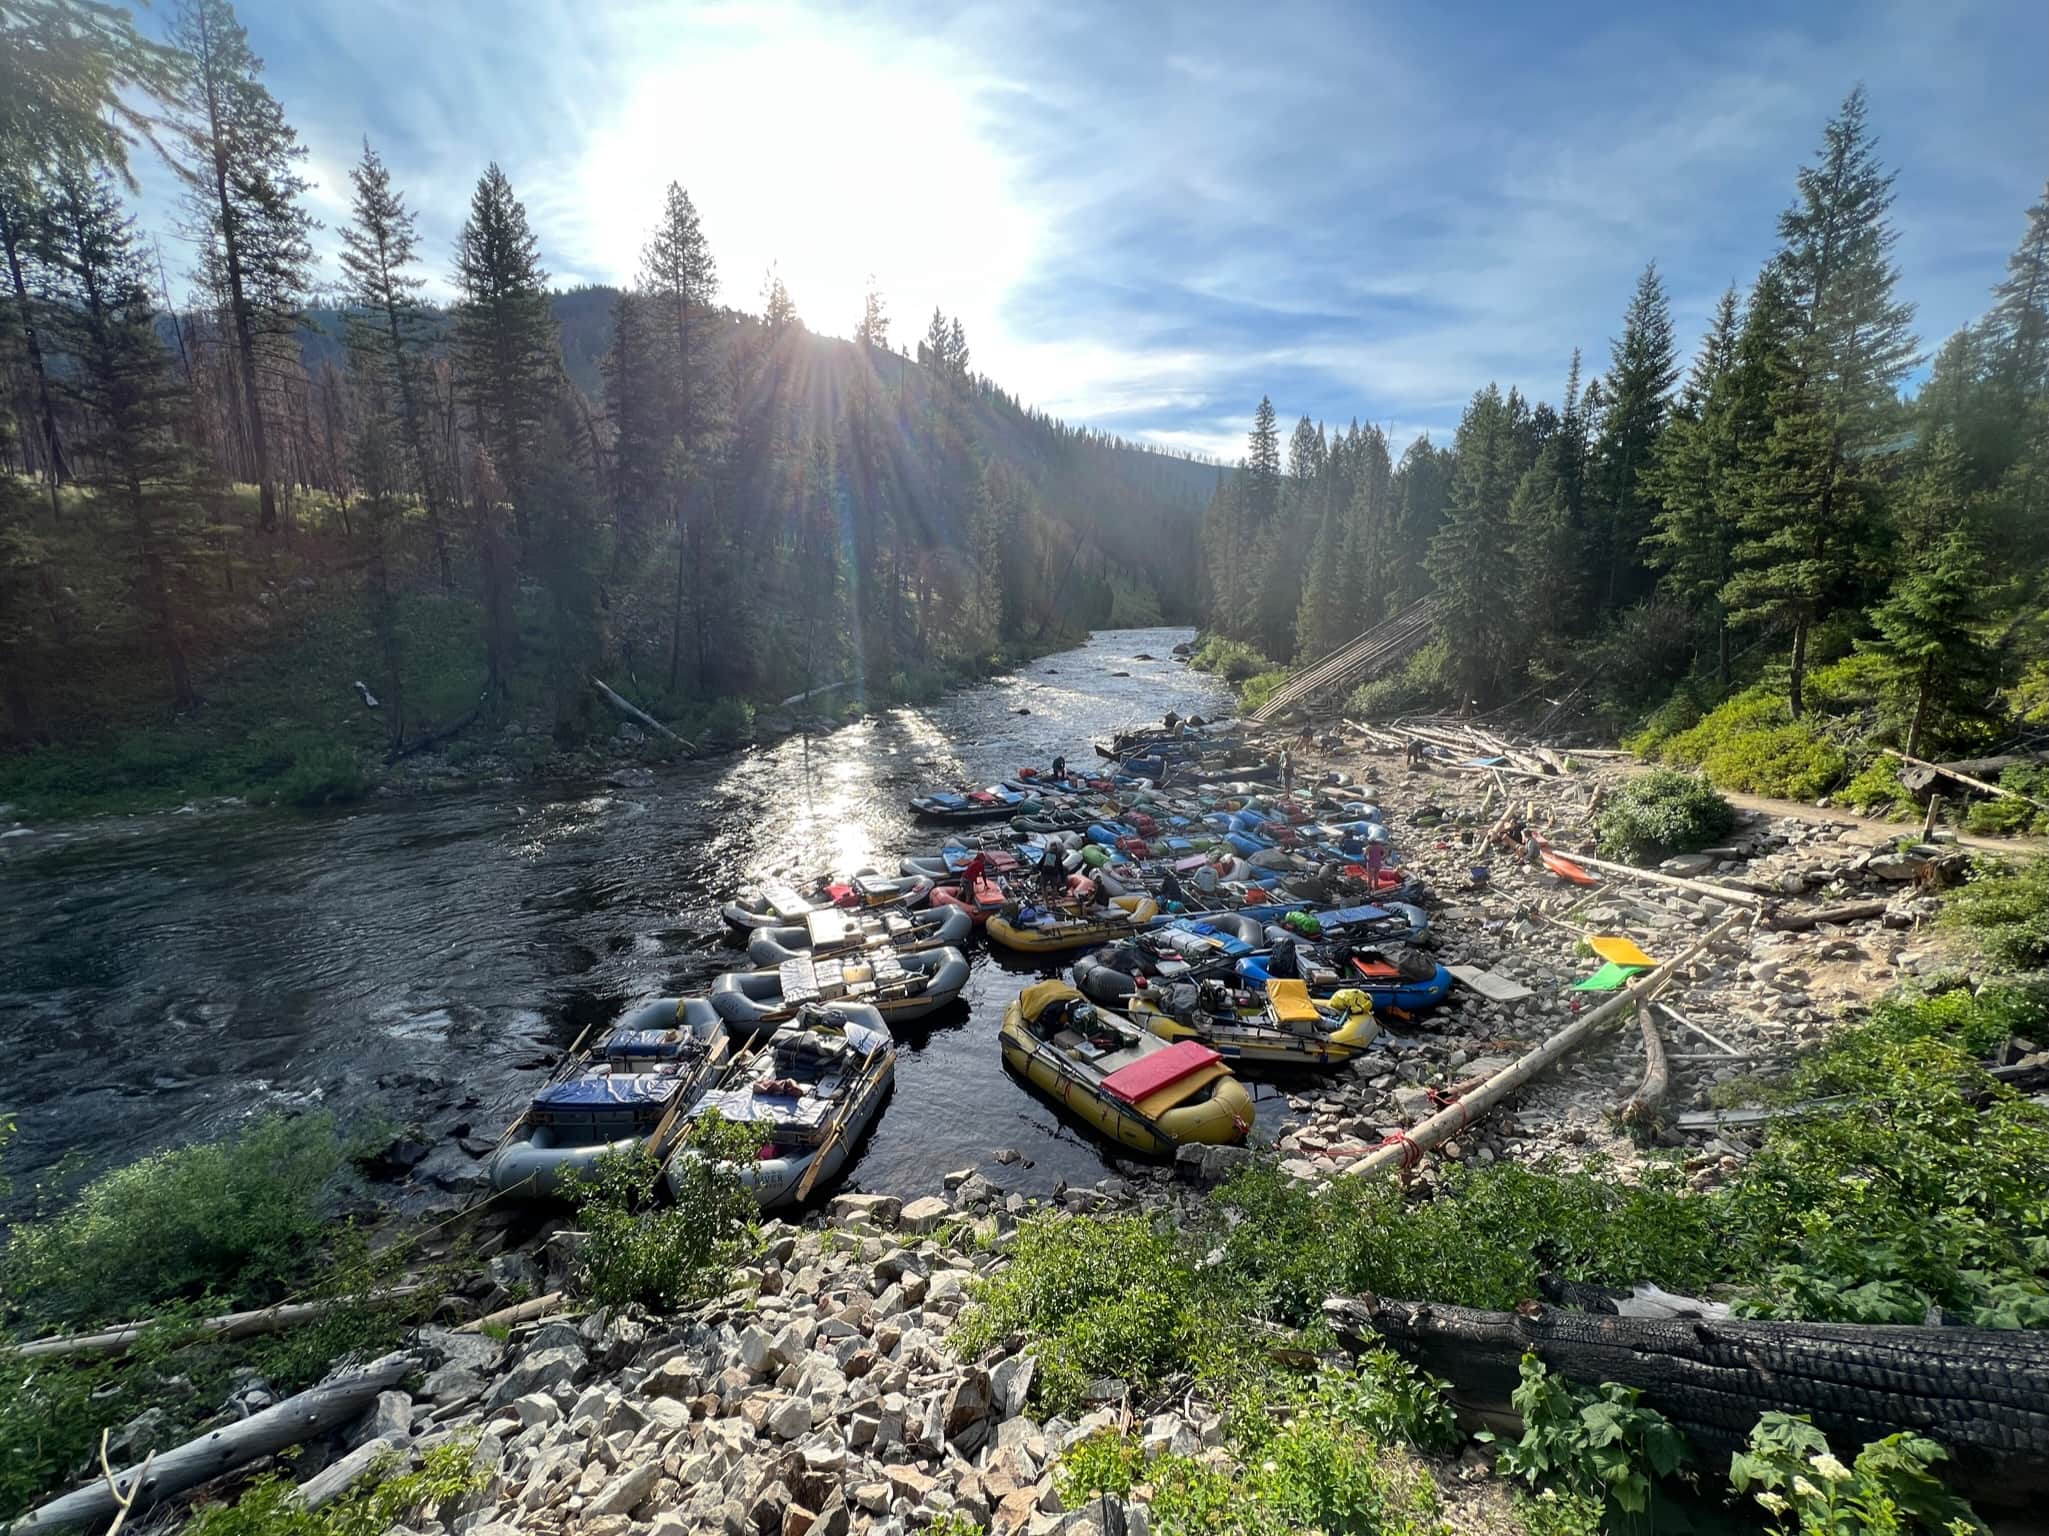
[
  {"left": 721, "top": 871, "right": 932, "bottom": 933},
  {"left": 1000, "top": 981, "right": 1256, "bottom": 1156},
  {"left": 985, "top": 894, "right": 1161, "bottom": 955},
  {"left": 486, "top": 997, "right": 728, "bottom": 1197},
  {"left": 744, "top": 902, "right": 974, "bottom": 966},
  {"left": 711, "top": 944, "right": 971, "bottom": 1026},
  {"left": 1120, "top": 977, "right": 1381, "bottom": 1069},
  {"left": 911, "top": 785, "right": 1041, "bottom": 822},
  {"left": 665, "top": 1005, "right": 894, "bottom": 1209}
]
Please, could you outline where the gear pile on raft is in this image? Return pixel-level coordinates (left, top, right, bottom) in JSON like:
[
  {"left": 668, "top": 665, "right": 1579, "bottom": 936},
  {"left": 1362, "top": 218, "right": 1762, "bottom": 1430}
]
[{"left": 487, "top": 712, "right": 1462, "bottom": 1210}]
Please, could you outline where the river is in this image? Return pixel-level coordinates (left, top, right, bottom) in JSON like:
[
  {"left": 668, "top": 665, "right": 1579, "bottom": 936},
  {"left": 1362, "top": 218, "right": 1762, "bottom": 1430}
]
[{"left": 0, "top": 628, "right": 1272, "bottom": 1214}]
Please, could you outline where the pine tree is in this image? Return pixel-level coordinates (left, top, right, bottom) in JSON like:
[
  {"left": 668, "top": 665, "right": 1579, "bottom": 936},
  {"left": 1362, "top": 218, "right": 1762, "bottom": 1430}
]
[
  {"left": 1427, "top": 385, "right": 1525, "bottom": 701},
  {"left": 947, "top": 316, "right": 970, "bottom": 380},
  {"left": 762, "top": 269, "right": 799, "bottom": 339},
  {"left": 1726, "top": 88, "right": 1918, "bottom": 718},
  {"left": 42, "top": 160, "right": 200, "bottom": 706},
  {"left": 1511, "top": 355, "right": 1591, "bottom": 650},
  {"left": 636, "top": 182, "right": 716, "bottom": 690},
  {"left": 1246, "top": 396, "right": 1281, "bottom": 524},
  {"left": 855, "top": 278, "right": 888, "bottom": 351},
  {"left": 1591, "top": 261, "right": 1679, "bottom": 607},
  {"left": 166, "top": 0, "right": 314, "bottom": 534},
  {"left": 921, "top": 307, "right": 949, "bottom": 372},
  {"left": 1646, "top": 287, "right": 1747, "bottom": 677},
  {"left": 1390, "top": 436, "right": 1451, "bottom": 609},
  {"left": 337, "top": 140, "right": 449, "bottom": 587},
  {"left": 452, "top": 162, "right": 556, "bottom": 529},
  {"left": 1860, "top": 528, "right": 1990, "bottom": 756},
  {"left": 1984, "top": 185, "right": 2049, "bottom": 565},
  {"left": 2, "top": 0, "right": 176, "bottom": 509},
  {"left": 602, "top": 288, "right": 664, "bottom": 565}
]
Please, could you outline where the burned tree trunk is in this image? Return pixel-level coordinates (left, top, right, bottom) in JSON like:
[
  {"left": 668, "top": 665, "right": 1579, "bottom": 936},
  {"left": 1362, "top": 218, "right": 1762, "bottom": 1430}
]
[{"left": 1325, "top": 1296, "right": 2049, "bottom": 1508}]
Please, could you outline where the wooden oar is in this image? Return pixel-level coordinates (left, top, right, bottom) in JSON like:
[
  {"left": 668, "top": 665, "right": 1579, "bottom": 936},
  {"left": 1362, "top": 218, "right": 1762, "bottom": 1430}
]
[{"left": 791, "top": 1039, "right": 894, "bottom": 1203}]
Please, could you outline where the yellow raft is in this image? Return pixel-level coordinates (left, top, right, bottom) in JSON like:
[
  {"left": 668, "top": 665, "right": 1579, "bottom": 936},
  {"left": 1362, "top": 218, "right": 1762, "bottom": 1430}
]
[
  {"left": 1124, "top": 979, "right": 1379, "bottom": 1070},
  {"left": 986, "top": 894, "right": 1161, "bottom": 956},
  {"left": 999, "top": 980, "right": 1255, "bottom": 1157}
]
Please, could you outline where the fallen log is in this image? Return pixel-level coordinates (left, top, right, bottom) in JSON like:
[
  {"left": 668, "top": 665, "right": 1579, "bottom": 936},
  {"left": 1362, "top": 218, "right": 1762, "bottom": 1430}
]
[
  {"left": 387, "top": 690, "right": 487, "bottom": 762},
  {"left": 1617, "top": 1001, "right": 1668, "bottom": 1123},
  {"left": 456, "top": 1291, "right": 566, "bottom": 1335},
  {"left": 7, "top": 1289, "right": 429, "bottom": 1363},
  {"left": 1883, "top": 747, "right": 2049, "bottom": 813},
  {"left": 589, "top": 676, "right": 695, "bottom": 751},
  {"left": 1324, "top": 1295, "right": 2049, "bottom": 1508},
  {"left": 13, "top": 1351, "right": 416, "bottom": 1531},
  {"left": 1556, "top": 849, "right": 1768, "bottom": 908},
  {"left": 1341, "top": 913, "right": 1741, "bottom": 1180},
  {"left": 1658, "top": 1003, "right": 1743, "bottom": 1058},
  {"left": 1764, "top": 898, "right": 1890, "bottom": 931}
]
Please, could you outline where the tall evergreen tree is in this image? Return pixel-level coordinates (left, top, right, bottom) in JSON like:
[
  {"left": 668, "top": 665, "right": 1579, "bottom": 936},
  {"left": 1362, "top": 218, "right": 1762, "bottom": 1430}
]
[
  {"left": 166, "top": 0, "right": 313, "bottom": 534},
  {"left": 636, "top": 182, "right": 717, "bottom": 690},
  {"left": 337, "top": 140, "right": 449, "bottom": 587},
  {"left": 2, "top": 0, "right": 176, "bottom": 509},
  {"left": 855, "top": 278, "right": 888, "bottom": 351},
  {"left": 1245, "top": 395, "right": 1281, "bottom": 524},
  {"left": 1511, "top": 354, "right": 1592, "bottom": 651},
  {"left": 1726, "top": 87, "right": 1918, "bottom": 717},
  {"left": 1427, "top": 385, "right": 1525, "bottom": 701},
  {"left": 452, "top": 162, "right": 556, "bottom": 525},
  {"left": 602, "top": 288, "right": 664, "bottom": 566},
  {"left": 1860, "top": 528, "right": 1990, "bottom": 756},
  {"left": 1591, "top": 261, "right": 1678, "bottom": 606},
  {"left": 1390, "top": 436, "right": 1451, "bottom": 609},
  {"left": 42, "top": 161, "right": 200, "bottom": 706}
]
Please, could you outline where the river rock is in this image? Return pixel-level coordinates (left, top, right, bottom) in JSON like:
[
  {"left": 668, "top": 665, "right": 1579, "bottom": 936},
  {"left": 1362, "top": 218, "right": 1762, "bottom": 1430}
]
[
  {"left": 900, "top": 1195, "right": 952, "bottom": 1233},
  {"left": 829, "top": 1193, "right": 901, "bottom": 1228},
  {"left": 484, "top": 1344, "right": 588, "bottom": 1409}
]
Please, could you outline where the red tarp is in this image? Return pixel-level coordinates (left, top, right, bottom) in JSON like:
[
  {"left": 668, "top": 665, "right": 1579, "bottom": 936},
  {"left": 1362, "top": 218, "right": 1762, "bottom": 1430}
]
[{"left": 1100, "top": 1041, "right": 1224, "bottom": 1104}]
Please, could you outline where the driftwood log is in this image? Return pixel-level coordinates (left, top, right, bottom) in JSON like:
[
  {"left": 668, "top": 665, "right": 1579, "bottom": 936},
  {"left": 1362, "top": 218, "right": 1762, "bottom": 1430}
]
[
  {"left": 1617, "top": 1001, "right": 1668, "bottom": 1122},
  {"left": 12, "top": 1351, "right": 416, "bottom": 1531},
  {"left": 7, "top": 1289, "right": 428, "bottom": 1363},
  {"left": 589, "top": 676, "right": 694, "bottom": 750},
  {"left": 1326, "top": 1296, "right": 2049, "bottom": 1508},
  {"left": 1764, "top": 898, "right": 1890, "bottom": 931}
]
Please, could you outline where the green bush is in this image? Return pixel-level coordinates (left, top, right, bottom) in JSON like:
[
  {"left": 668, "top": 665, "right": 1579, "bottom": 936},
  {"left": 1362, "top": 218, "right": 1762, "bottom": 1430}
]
[
  {"left": 1961, "top": 766, "right": 2049, "bottom": 837},
  {"left": 1624, "top": 686, "right": 1706, "bottom": 758},
  {"left": 1, "top": 1113, "right": 358, "bottom": 1330},
  {"left": 954, "top": 1213, "right": 1203, "bottom": 1414},
  {"left": 1188, "top": 636, "right": 1274, "bottom": 683},
  {"left": 1481, "top": 1355, "right": 1689, "bottom": 1516},
  {"left": 697, "top": 696, "right": 756, "bottom": 743},
  {"left": 1941, "top": 856, "right": 2049, "bottom": 970},
  {"left": 1838, "top": 756, "right": 1915, "bottom": 818},
  {"left": 185, "top": 1440, "right": 485, "bottom": 1536},
  {"left": 270, "top": 738, "right": 371, "bottom": 808},
  {"left": 1655, "top": 686, "right": 1847, "bottom": 800},
  {"left": 563, "top": 1115, "right": 760, "bottom": 1309},
  {"left": 1595, "top": 769, "right": 1735, "bottom": 861},
  {"left": 1346, "top": 637, "right": 1451, "bottom": 721},
  {"left": 1238, "top": 668, "right": 1290, "bottom": 712},
  {"left": 1729, "top": 1414, "right": 1983, "bottom": 1535}
]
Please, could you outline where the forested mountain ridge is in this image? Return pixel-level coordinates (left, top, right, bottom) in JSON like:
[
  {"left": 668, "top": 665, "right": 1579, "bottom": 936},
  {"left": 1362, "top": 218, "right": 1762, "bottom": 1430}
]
[
  {"left": 0, "top": 0, "right": 1214, "bottom": 803},
  {"left": 1200, "top": 87, "right": 2049, "bottom": 806}
]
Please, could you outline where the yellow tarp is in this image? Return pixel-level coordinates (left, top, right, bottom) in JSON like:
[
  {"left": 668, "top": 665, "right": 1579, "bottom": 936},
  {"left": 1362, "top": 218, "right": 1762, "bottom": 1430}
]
[
  {"left": 1590, "top": 935, "right": 1658, "bottom": 969},
  {"left": 1265, "top": 978, "right": 1319, "bottom": 1024}
]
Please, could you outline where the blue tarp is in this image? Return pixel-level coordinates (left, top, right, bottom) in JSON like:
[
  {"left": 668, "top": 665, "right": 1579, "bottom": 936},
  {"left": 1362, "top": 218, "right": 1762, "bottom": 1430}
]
[{"left": 536, "top": 1074, "right": 680, "bottom": 1109}]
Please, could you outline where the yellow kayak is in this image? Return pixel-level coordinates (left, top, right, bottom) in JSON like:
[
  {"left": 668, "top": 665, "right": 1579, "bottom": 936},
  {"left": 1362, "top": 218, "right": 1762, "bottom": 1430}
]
[
  {"left": 1000, "top": 980, "right": 1255, "bottom": 1157},
  {"left": 986, "top": 894, "right": 1161, "bottom": 956},
  {"left": 1123, "top": 978, "right": 1379, "bottom": 1070}
]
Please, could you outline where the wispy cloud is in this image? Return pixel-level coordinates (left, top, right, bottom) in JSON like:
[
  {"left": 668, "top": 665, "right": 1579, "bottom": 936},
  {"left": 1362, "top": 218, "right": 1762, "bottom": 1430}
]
[{"left": 132, "top": 0, "right": 2046, "bottom": 457}]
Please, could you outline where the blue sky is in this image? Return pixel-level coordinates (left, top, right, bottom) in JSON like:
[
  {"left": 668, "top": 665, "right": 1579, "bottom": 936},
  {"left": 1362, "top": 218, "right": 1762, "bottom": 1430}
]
[{"left": 138, "top": 0, "right": 2045, "bottom": 458}]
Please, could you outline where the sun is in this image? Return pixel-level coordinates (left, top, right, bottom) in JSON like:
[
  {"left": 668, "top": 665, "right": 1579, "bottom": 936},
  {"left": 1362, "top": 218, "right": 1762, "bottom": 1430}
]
[{"left": 577, "top": 11, "right": 1039, "bottom": 354}]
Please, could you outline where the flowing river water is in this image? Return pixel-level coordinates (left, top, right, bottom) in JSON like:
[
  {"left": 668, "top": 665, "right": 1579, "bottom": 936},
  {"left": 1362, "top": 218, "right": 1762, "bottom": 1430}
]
[{"left": 0, "top": 628, "right": 1279, "bottom": 1216}]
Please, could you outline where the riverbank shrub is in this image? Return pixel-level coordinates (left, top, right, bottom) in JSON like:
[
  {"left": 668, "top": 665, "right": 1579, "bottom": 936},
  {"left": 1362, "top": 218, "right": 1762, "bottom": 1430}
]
[
  {"left": 1838, "top": 755, "right": 1915, "bottom": 817},
  {"left": 1346, "top": 636, "right": 1453, "bottom": 721},
  {"left": 1238, "top": 667, "right": 1289, "bottom": 711},
  {"left": 1650, "top": 686, "right": 1848, "bottom": 800},
  {"left": 1481, "top": 1356, "right": 1690, "bottom": 1516},
  {"left": 564, "top": 1114, "right": 760, "bottom": 1309},
  {"left": 1940, "top": 855, "right": 2049, "bottom": 969},
  {"left": 1595, "top": 769, "right": 1735, "bottom": 861},
  {"left": 1962, "top": 765, "right": 2049, "bottom": 837},
  {"left": 184, "top": 1439, "right": 485, "bottom": 1536},
  {"left": 0, "top": 1112, "right": 361, "bottom": 1330},
  {"left": 1188, "top": 635, "right": 1274, "bottom": 683}
]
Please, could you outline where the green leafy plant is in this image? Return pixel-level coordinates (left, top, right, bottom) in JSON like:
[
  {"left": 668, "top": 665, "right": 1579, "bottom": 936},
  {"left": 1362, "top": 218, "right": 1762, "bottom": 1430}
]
[
  {"left": 953, "top": 1213, "right": 1200, "bottom": 1414},
  {"left": 0, "top": 1113, "right": 361, "bottom": 1330},
  {"left": 1596, "top": 768, "right": 1736, "bottom": 860},
  {"left": 1729, "top": 1413, "right": 1983, "bottom": 1535},
  {"left": 1513, "top": 1488, "right": 1609, "bottom": 1536},
  {"left": 1653, "top": 686, "right": 1848, "bottom": 800},
  {"left": 185, "top": 1440, "right": 485, "bottom": 1536},
  {"left": 563, "top": 1113, "right": 760, "bottom": 1309},
  {"left": 1941, "top": 856, "right": 2049, "bottom": 970},
  {"left": 1482, "top": 1355, "right": 1689, "bottom": 1515}
]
